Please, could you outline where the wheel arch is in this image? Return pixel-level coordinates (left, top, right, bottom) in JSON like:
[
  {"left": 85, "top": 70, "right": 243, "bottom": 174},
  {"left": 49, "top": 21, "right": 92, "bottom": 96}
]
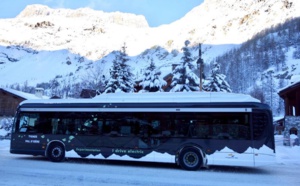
[
  {"left": 45, "top": 140, "right": 66, "bottom": 158},
  {"left": 176, "top": 144, "right": 207, "bottom": 168}
]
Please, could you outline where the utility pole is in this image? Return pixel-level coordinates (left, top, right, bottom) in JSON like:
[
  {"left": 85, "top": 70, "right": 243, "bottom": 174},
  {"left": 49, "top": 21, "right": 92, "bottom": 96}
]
[
  {"left": 268, "top": 70, "right": 274, "bottom": 111},
  {"left": 197, "top": 44, "right": 204, "bottom": 91}
]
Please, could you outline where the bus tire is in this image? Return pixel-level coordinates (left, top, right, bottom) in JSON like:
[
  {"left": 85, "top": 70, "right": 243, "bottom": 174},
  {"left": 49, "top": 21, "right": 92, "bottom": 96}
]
[
  {"left": 47, "top": 143, "right": 65, "bottom": 162},
  {"left": 178, "top": 147, "right": 203, "bottom": 171}
]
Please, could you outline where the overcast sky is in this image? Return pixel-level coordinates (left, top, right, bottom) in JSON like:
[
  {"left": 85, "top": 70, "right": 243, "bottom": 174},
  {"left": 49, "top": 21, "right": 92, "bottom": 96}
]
[{"left": 0, "top": 0, "right": 203, "bottom": 27}]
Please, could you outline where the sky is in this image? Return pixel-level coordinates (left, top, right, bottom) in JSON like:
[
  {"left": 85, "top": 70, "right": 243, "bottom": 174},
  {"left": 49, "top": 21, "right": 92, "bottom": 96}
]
[{"left": 0, "top": 0, "right": 204, "bottom": 27}]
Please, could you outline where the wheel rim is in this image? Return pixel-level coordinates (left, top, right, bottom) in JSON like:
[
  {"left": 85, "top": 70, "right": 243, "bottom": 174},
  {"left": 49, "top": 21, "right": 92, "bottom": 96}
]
[
  {"left": 52, "top": 146, "right": 62, "bottom": 158},
  {"left": 183, "top": 152, "right": 199, "bottom": 168}
]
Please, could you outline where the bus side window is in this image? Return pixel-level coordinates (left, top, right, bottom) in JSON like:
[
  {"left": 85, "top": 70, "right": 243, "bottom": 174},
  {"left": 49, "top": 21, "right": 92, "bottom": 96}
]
[
  {"left": 27, "top": 118, "right": 39, "bottom": 133},
  {"left": 103, "top": 120, "right": 119, "bottom": 135},
  {"left": 57, "top": 119, "right": 67, "bottom": 134},
  {"left": 194, "top": 123, "right": 209, "bottom": 138},
  {"left": 36, "top": 118, "right": 52, "bottom": 134},
  {"left": 227, "top": 124, "right": 238, "bottom": 139},
  {"left": 151, "top": 120, "right": 160, "bottom": 136},
  {"left": 65, "top": 119, "right": 75, "bottom": 135},
  {"left": 51, "top": 119, "right": 59, "bottom": 134},
  {"left": 89, "top": 120, "right": 99, "bottom": 134},
  {"left": 96, "top": 120, "right": 103, "bottom": 134},
  {"left": 120, "top": 125, "right": 131, "bottom": 136},
  {"left": 211, "top": 115, "right": 226, "bottom": 139}
]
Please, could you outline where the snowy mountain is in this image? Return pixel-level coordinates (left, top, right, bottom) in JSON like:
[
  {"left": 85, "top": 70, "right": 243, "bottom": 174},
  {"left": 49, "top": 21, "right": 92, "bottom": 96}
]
[
  {"left": 0, "top": 0, "right": 300, "bottom": 113},
  {"left": 1, "top": 1, "right": 299, "bottom": 57}
]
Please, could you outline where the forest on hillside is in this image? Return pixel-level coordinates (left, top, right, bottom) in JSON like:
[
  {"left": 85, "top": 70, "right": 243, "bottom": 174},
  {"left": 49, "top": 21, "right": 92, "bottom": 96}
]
[{"left": 214, "top": 17, "right": 300, "bottom": 116}]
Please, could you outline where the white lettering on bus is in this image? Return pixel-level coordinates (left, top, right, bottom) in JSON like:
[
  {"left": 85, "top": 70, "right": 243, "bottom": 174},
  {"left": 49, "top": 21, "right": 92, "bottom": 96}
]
[
  {"left": 25, "top": 140, "right": 40, "bottom": 143},
  {"left": 112, "top": 149, "right": 144, "bottom": 154}
]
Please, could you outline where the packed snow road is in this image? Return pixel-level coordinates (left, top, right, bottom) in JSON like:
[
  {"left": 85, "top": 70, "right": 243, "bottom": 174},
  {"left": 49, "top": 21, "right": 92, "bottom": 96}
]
[{"left": 0, "top": 139, "right": 299, "bottom": 186}]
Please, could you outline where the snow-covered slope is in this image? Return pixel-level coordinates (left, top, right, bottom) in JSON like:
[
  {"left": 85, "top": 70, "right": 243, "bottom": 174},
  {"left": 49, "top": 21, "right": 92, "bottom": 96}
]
[
  {"left": 0, "top": 0, "right": 299, "bottom": 88},
  {"left": 169, "top": 0, "right": 300, "bottom": 46},
  {"left": 1, "top": 0, "right": 299, "bottom": 57},
  {"left": 0, "top": 45, "right": 94, "bottom": 86}
]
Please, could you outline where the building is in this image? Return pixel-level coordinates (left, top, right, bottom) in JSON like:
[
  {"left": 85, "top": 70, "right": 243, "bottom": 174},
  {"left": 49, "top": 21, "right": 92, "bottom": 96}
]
[
  {"left": 80, "top": 89, "right": 98, "bottom": 98},
  {"left": 273, "top": 116, "right": 284, "bottom": 135},
  {"left": 278, "top": 75, "right": 300, "bottom": 145},
  {"left": 0, "top": 88, "right": 47, "bottom": 117}
]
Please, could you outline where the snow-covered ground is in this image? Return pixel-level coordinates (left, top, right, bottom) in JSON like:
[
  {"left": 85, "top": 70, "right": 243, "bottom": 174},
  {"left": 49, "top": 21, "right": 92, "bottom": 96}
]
[{"left": 0, "top": 134, "right": 300, "bottom": 185}]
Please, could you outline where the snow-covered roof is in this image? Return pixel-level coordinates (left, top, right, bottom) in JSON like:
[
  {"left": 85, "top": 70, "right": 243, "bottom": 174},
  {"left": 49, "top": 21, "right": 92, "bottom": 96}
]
[
  {"left": 278, "top": 75, "right": 300, "bottom": 93},
  {"left": 273, "top": 116, "right": 284, "bottom": 122},
  {"left": 20, "top": 92, "right": 259, "bottom": 105},
  {"left": 290, "top": 75, "right": 300, "bottom": 84},
  {"left": 0, "top": 88, "right": 48, "bottom": 100},
  {"left": 94, "top": 92, "right": 260, "bottom": 103}
]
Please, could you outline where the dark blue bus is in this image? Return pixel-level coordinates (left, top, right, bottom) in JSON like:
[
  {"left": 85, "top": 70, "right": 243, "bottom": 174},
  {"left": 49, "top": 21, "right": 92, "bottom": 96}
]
[{"left": 10, "top": 92, "right": 275, "bottom": 170}]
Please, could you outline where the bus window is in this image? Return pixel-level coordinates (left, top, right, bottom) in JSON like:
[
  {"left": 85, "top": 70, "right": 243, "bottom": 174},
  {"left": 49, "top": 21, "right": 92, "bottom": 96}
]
[
  {"left": 188, "top": 114, "right": 210, "bottom": 138},
  {"left": 19, "top": 115, "right": 29, "bottom": 133},
  {"left": 252, "top": 112, "right": 268, "bottom": 140},
  {"left": 194, "top": 122, "right": 209, "bottom": 138},
  {"left": 18, "top": 113, "right": 39, "bottom": 133},
  {"left": 51, "top": 118, "right": 59, "bottom": 134},
  {"left": 57, "top": 119, "right": 66, "bottom": 134},
  {"left": 208, "top": 113, "right": 250, "bottom": 140},
  {"left": 172, "top": 119, "right": 187, "bottom": 137},
  {"left": 96, "top": 120, "right": 103, "bottom": 134},
  {"left": 120, "top": 125, "right": 131, "bottom": 136}
]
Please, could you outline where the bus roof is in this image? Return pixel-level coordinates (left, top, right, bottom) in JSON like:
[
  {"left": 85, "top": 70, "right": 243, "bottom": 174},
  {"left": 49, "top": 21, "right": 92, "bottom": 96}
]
[{"left": 19, "top": 92, "right": 260, "bottom": 105}]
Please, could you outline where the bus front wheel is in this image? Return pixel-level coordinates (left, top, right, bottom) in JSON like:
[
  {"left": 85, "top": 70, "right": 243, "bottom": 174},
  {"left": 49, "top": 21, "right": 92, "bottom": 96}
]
[
  {"left": 178, "top": 147, "right": 203, "bottom": 171},
  {"left": 47, "top": 143, "right": 65, "bottom": 162}
]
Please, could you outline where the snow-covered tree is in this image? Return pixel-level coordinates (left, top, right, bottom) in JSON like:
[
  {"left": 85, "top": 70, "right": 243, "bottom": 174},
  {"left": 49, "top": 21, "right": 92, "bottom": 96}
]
[
  {"left": 170, "top": 40, "right": 200, "bottom": 92},
  {"left": 139, "top": 59, "right": 167, "bottom": 92},
  {"left": 104, "top": 58, "right": 120, "bottom": 93},
  {"left": 203, "top": 61, "right": 232, "bottom": 92},
  {"left": 104, "top": 44, "right": 135, "bottom": 93}
]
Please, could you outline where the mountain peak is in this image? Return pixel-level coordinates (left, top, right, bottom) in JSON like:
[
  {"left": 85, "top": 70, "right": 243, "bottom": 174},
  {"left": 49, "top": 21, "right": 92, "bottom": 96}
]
[
  {"left": 17, "top": 4, "right": 149, "bottom": 28},
  {"left": 172, "top": 0, "right": 300, "bottom": 44},
  {"left": 17, "top": 4, "right": 51, "bottom": 18},
  {"left": 1, "top": 0, "right": 299, "bottom": 58}
]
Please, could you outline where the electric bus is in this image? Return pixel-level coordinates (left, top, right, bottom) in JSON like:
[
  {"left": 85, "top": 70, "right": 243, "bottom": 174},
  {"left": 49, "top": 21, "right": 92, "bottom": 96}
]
[{"left": 10, "top": 92, "right": 275, "bottom": 170}]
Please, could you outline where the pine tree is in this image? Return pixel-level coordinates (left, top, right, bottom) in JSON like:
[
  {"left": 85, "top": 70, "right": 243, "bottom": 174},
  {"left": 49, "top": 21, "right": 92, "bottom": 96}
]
[
  {"left": 139, "top": 59, "right": 166, "bottom": 92},
  {"left": 104, "top": 44, "right": 135, "bottom": 93},
  {"left": 103, "top": 56, "right": 120, "bottom": 93},
  {"left": 170, "top": 40, "right": 200, "bottom": 92},
  {"left": 203, "top": 62, "right": 232, "bottom": 92}
]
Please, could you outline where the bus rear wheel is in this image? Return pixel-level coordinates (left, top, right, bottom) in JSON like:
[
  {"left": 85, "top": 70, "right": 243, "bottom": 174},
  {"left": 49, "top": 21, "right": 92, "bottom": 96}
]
[
  {"left": 178, "top": 147, "right": 203, "bottom": 171},
  {"left": 47, "top": 143, "right": 65, "bottom": 162}
]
